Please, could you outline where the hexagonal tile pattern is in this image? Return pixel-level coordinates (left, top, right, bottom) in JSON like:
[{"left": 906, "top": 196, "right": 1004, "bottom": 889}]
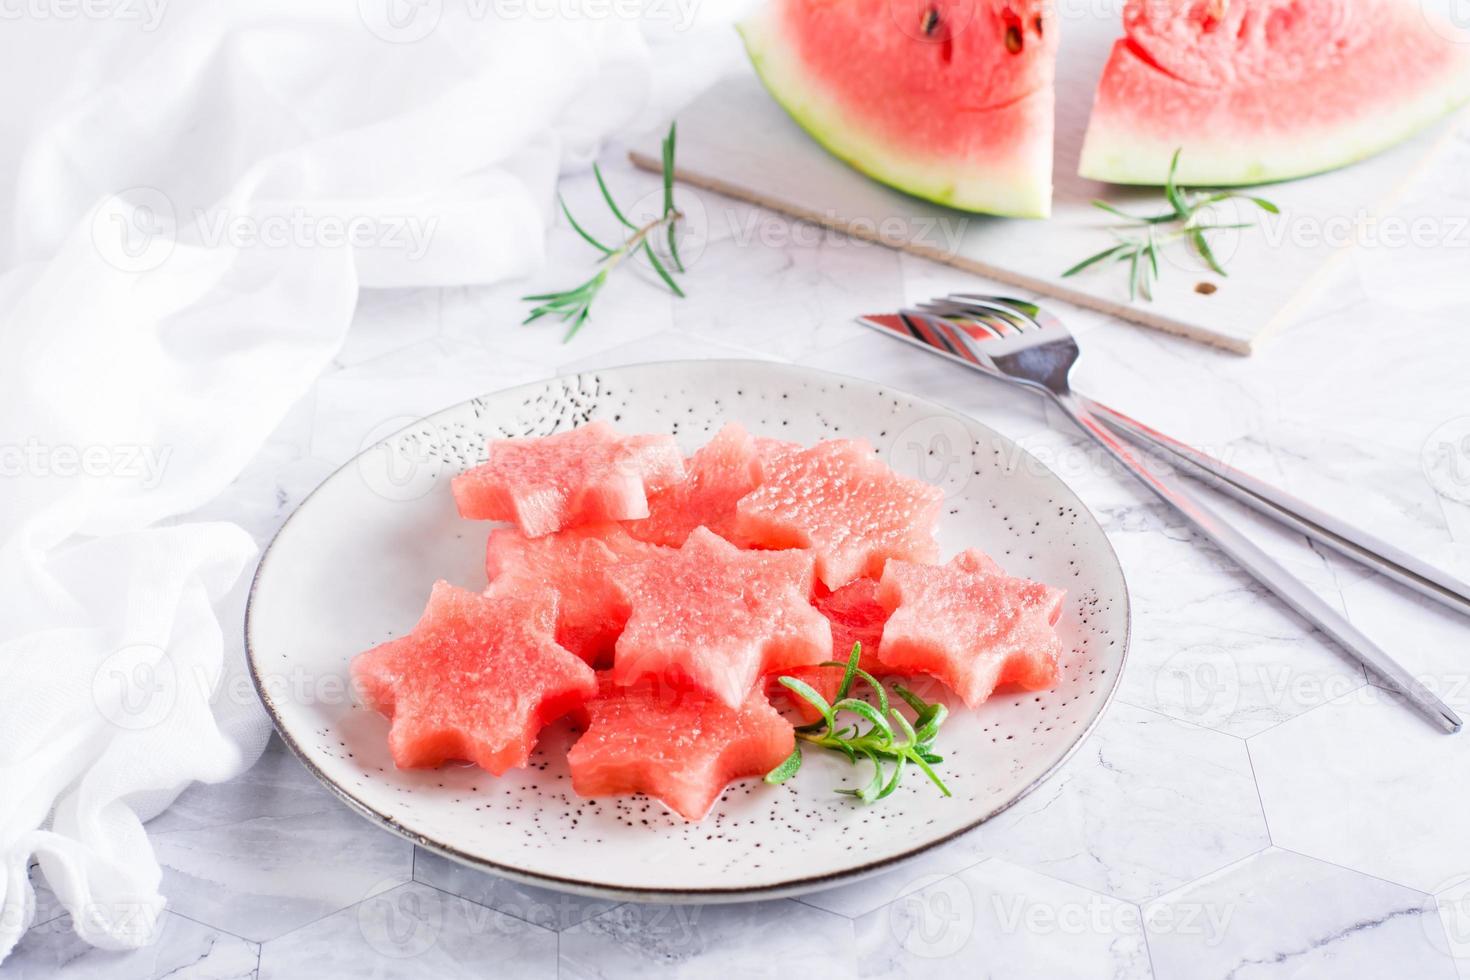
[
  {"left": 1248, "top": 575, "right": 1470, "bottom": 899},
  {"left": 146, "top": 737, "right": 413, "bottom": 943},
  {"left": 1111, "top": 506, "right": 1365, "bottom": 737},
  {"left": 558, "top": 900, "right": 853, "bottom": 979},
  {"left": 853, "top": 858, "right": 1149, "bottom": 979},
  {"left": 972, "top": 702, "right": 1270, "bottom": 902},
  {"left": 1143, "top": 848, "right": 1454, "bottom": 979},
  {"left": 2, "top": 911, "right": 257, "bottom": 980},
  {"left": 258, "top": 881, "right": 556, "bottom": 980},
  {"left": 412, "top": 847, "right": 619, "bottom": 931},
  {"left": 794, "top": 835, "right": 989, "bottom": 920}
]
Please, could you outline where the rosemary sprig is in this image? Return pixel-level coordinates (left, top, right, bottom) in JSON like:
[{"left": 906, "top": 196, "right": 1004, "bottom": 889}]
[
  {"left": 1063, "top": 149, "right": 1279, "bottom": 301},
  {"left": 523, "top": 122, "right": 685, "bottom": 341},
  {"left": 765, "top": 643, "right": 951, "bottom": 802}
]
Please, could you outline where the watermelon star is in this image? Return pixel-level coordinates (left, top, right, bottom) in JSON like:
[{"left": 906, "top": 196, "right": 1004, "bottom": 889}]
[
  {"left": 876, "top": 550, "right": 1066, "bottom": 708},
  {"left": 484, "top": 523, "right": 669, "bottom": 667},
  {"left": 734, "top": 438, "right": 942, "bottom": 590},
  {"left": 610, "top": 527, "right": 831, "bottom": 709},
  {"left": 769, "top": 576, "right": 896, "bottom": 724},
  {"left": 451, "top": 420, "right": 685, "bottom": 537},
  {"left": 567, "top": 676, "right": 796, "bottom": 821},
  {"left": 351, "top": 581, "right": 597, "bottom": 773},
  {"left": 624, "top": 422, "right": 765, "bottom": 547}
]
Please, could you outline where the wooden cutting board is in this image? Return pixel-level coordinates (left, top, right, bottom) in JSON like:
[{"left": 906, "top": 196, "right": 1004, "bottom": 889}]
[{"left": 630, "top": 12, "right": 1461, "bottom": 354}]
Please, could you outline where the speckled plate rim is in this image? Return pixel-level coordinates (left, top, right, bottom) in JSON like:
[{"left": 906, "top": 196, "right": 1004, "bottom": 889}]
[{"left": 244, "top": 359, "right": 1132, "bottom": 904}]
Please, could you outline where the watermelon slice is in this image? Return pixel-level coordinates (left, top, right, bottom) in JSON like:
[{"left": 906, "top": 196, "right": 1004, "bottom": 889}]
[
  {"left": 1079, "top": 0, "right": 1470, "bottom": 185},
  {"left": 772, "top": 577, "right": 895, "bottom": 723},
  {"left": 739, "top": 0, "right": 1059, "bottom": 217},
  {"left": 734, "top": 439, "right": 942, "bottom": 590},
  {"left": 451, "top": 421, "right": 684, "bottom": 537},
  {"left": 625, "top": 422, "right": 764, "bottom": 547},
  {"left": 351, "top": 582, "right": 596, "bottom": 773},
  {"left": 484, "top": 523, "right": 668, "bottom": 667},
  {"left": 877, "top": 550, "right": 1064, "bottom": 707},
  {"left": 610, "top": 527, "right": 831, "bottom": 709},
  {"left": 567, "top": 676, "right": 796, "bottom": 821}
]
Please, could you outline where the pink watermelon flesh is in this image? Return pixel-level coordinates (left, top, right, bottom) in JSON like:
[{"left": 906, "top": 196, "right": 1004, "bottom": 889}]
[
  {"left": 351, "top": 582, "right": 596, "bottom": 773},
  {"left": 567, "top": 675, "right": 796, "bottom": 821},
  {"left": 625, "top": 422, "right": 764, "bottom": 547},
  {"left": 753, "top": 436, "right": 802, "bottom": 472},
  {"left": 735, "top": 439, "right": 942, "bottom": 591},
  {"left": 611, "top": 527, "right": 831, "bottom": 709},
  {"left": 451, "top": 420, "right": 684, "bottom": 537},
  {"left": 739, "top": 0, "right": 1058, "bottom": 217},
  {"left": 484, "top": 523, "right": 669, "bottom": 667},
  {"left": 773, "top": 577, "right": 896, "bottom": 723},
  {"left": 877, "top": 550, "right": 1064, "bottom": 708},
  {"left": 1080, "top": 0, "right": 1470, "bottom": 185}
]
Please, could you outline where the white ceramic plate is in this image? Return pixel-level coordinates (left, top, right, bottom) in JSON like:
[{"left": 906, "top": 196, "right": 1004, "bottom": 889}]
[{"left": 246, "top": 360, "right": 1130, "bottom": 902}]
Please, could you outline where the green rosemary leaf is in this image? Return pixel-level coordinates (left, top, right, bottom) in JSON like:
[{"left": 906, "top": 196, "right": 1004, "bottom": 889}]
[
  {"left": 555, "top": 193, "right": 614, "bottom": 257},
  {"left": 851, "top": 668, "right": 889, "bottom": 717},
  {"left": 558, "top": 195, "right": 613, "bottom": 255},
  {"left": 891, "top": 683, "right": 930, "bottom": 716},
  {"left": 1089, "top": 199, "right": 1129, "bottom": 217},
  {"left": 661, "top": 122, "right": 677, "bottom": 216},
  {"left": 875, "top": 753, "right": 905, "bottom": 799},
  {"left": 1245, "top": 195, "right": 1279, "bottom": 214},
  {"left": 525, "top": 121, "right": 686, "bottom": 338},
  {"left": 564, "top": 306, "right": 592, "bottom": 342},
  {"left": 1163, "top": 148, "right": 1188, "bottom": 219},
  {"left": 854, "top": 747, "right": 886, "bottom": 802},
  {"left": 641, "top": 240, "right": 686, "bottom": 297},
  {"left": 593, "top": 164, "right": 634, "bottom": 229},
  {"left": 833, "top": 698, "right": 893, "bottom": 742},
  {"left": 890, "top": 707, "right": 919, "bottom": 747},
  {"left": 778, "top": 676, "right": 835, "bottom": 728},
  {"left": 1061, "top": 243, "right": 1128, "bottom": 278},
  {"left": 835, "top": 642, "right": 861, "bottom": 701},
  {"left": 1191, "top": 228, "right": 1227, "bottom": 276},
  {"left": 907, "top": 750, "right": 952, "bottom": 797},
  {"left": 765, "top": 746, "right": 803, "bottom": 784},
  {"left": 914, "top": 703, "right": 948, "bottom": 745}
]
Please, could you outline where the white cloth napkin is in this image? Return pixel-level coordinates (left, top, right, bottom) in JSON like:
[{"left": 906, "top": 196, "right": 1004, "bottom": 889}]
[{"left": 0, "top": 0, "right": 749, "bottom": 961}]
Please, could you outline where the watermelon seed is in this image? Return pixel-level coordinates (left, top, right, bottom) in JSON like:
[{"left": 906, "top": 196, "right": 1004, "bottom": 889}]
[
  {"left": 1004, "top": 24, "right": 1023, "bottom": 54},
  {"left": 919, "top": 6, "right": 940, "bottom": 36}
]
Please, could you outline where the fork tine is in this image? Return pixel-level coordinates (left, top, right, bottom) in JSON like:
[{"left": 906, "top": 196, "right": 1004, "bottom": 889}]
[
  {"left": 944, "top": 295, "right": 1039, "bottom": 333},
  {"left": 949, "top": 294, "right": 1068, "bottom": 333},
  {"left": 929, "top": 305, "right": 1010, "bottom": 342},
  {"left": 900, "top": 310, "right": 966, "bottom": 359},
  {"left": 927, "top": 298, "right": 1025, "bottom": 337}
]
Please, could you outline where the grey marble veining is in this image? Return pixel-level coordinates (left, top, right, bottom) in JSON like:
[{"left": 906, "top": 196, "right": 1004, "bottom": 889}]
[
  {"left": 558, "top": 900, "right": 854, "bottom": 979},
  {"left": 1143, "top": 848, "right": 1454, "bottom": 980},
  {"left": 145, "top": 738, "right": 414, "bottom": 943},
  {"left": 854, "top": 858, "right": 1150, "bottom": 980},
  {"left": 3, "top": 911, "right": 258, "bottom": 980},
  {"left": 411, "top": 847, "right": 621, "bottom": 932},
  {"left": 257, "top": 882, "right": 557, "bottom": 980}
]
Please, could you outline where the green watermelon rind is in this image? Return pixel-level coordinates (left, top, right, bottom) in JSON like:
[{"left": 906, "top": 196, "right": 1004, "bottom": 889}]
[
  {"left": 737, "top": 12, "right": 1054, "bottom": 219},
  {"left": 1080, "top": 45, "right": 1470, "bottom": 187}
]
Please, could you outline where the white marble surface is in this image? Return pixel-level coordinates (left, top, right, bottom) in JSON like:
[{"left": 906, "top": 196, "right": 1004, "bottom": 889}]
[{"left": 14, "top": 123, "right": 1470, "bottom": 978}]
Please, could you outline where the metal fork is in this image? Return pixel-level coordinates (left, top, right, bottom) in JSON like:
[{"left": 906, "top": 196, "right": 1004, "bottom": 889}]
[{"left": 862, "top": 294, "right": 1461, "bottom": 734}]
